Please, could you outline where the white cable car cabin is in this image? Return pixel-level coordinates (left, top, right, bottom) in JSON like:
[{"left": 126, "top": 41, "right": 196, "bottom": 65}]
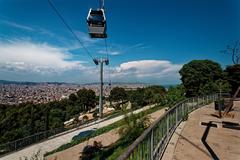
[{"left": 87, "top": 8, "right": 107, "bottom": 38}]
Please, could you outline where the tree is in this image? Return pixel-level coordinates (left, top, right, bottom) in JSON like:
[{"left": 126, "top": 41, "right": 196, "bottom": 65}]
[
  {"left": 165, "top": 85, "right": 185, "bottom": 106},
  {"left": 49, "top": 108, "right": 64, "bottom": 129},
  {"left": 179, "top": 60, "right": 223, "bottom": 97},
  {"left": 198, "top": 81, "right": 219, "bottom": 95},
  {"left": 143, "top": 85, "right": 166, "bottom": 104},
  {"left": 221, "top": 41, "right": 240, "bottom": 64},
  {"left": 109, "top": 87, "right": 127, "bottom": 108},
  {"left": 224, "top": 64, "right": 240, "bottom": 94},
  {"left": 69, "top": 93, "right": 77, "bottom": 101},
  {"left": 65, "top": 105, "right": 80, "bottom": 120},
  {"left": 127, "top": 88, "right": 146, "bottom": 108},
  {"left": 77, "top": 88, "right": 96, "bottom": 111}
]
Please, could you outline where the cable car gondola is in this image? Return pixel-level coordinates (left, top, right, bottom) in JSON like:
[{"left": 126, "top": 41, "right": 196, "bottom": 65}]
[{"left": 87, "top": 8, "right": 107, "bottom": 38}]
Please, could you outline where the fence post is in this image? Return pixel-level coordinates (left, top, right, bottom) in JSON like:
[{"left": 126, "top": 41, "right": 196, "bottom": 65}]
[
  {"left": 182, "top": 103, "right": 184, "bottom": 117},
  {"left": 14, "top": 141, "right": 16, "bottom": 151},
  {"left": 176, "top": 107, "right": 178, "bottom": 126},
  {"left": 197, "top": 96, "right": 199, "bottom": 108},
  {"left": 151, "top": 130, "right": 154, "bottom": 160},
  {"left": 166, "top": 115, "right": 169, "bottom": 141}
]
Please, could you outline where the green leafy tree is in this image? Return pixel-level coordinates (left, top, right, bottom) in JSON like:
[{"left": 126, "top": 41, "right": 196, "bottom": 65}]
[
  {"left": 127, "top": 88, "right": 146, "bottom": 108},
  {"left": 69, "top": 93, "right": 77, "bottom": 101},
  {"left": 179, "top": 60, "right": 223, "bottom": 97},
  {"left": 224, "top": 64, "right": 240, "bottom": 94},
  {"left": 110, "top": 87, "right": 127, "bottom": 108},
  {"left": 215, "top": 79, "right": 231, "bottom": 93},
  {"left": 65, "top": 105, "right": 80, "bottom": 120},
  {"left": 165, "top": 85, "right": 185, "bottom": 106},
  {"left": 77, "top": 88, "right": 96, "bottom": 111},
  {"left": 143, "top": 85, "right": 166, "bottom": 104},
  {"left": 49, "top": 108, "right": 64, "bottom": 129},
  {"left": 198, "top": 81, "right": 219, "bottom": 95},
  {"left": 199, "top": 79, "right": 231, "bottom": 95}
]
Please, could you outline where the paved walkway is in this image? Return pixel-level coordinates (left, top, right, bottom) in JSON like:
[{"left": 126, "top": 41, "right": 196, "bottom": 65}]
[
  {"left": 0, "top": 105, "right": 156, "bottom": 160},
  {"left": 163, "top": 101, "right": 240, "bottom": 160}
]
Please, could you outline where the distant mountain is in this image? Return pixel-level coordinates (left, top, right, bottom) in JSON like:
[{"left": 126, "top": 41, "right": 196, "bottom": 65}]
[
  {"left": 0, "top": 80, "right": 67, "bottom": 85},
  {"left": 0, "top": 80, "right": 178, "bottom": 88},
  {"left": 0, "top": 80, "right": 147, "bottom": 86},
  {"left": 163, "top": 84, "right": 178, "bottom": 89},
  {"left": 83, "top": 82, "right": 150, "bottom": 86},
  {"left": 83, "top": 82, "right": 179, "bottom": 89}
]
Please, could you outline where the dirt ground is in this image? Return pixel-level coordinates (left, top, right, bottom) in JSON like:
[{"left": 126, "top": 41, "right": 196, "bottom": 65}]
[{"left": 46, "top": 108, "right": 166, "bottom": 160}]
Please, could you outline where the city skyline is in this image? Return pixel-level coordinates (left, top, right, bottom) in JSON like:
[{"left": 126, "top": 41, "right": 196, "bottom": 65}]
[{"left": 0, "top": 0, "right": 240, "bottom": 84}]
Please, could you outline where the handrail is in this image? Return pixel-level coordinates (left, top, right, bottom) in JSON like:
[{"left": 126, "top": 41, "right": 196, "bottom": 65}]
[{"left": 117, "top": 94, "right": 218, "bottom": 160}]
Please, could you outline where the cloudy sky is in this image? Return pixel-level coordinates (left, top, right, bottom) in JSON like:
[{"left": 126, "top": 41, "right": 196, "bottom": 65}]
[{"left": 0, "top": 0, "right": 239, "bottom": 84}]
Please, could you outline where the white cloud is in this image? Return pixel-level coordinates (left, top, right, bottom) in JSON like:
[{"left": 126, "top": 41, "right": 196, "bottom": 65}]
[
  {"left": 125, "top": 43, "right": 144, "bottom": 50},
  {"left": 122, "top": 43, "right": 150, "bottom": 52},
  {"left": 74, "top": 30, "right": 98, "bottom": 45},
  {"left": 0, "top": 40, "right": 182, "bottom": 84},
  {"left": 0, "top": 40, "right": 84, "bottom": 74},
  {"left": 0, "top": 20, "right": 34, "bottom": 31},
  {"left": 98, "top": 50, "right": 120, "bottom": 56},
  {"left": 111, "top": 60, "right": 182, "bottom": 84}
]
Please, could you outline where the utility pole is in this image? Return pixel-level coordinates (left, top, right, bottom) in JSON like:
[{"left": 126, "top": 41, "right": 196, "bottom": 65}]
[{"left": 93, "top": 58, "right": 109, "bottom": 118}]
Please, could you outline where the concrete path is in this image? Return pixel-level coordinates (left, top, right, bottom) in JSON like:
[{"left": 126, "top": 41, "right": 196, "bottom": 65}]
[
  {"left": 163, "top": 102, "right": 240, "bottom": 160},
  {"left": 0, "top": 104, "right": 156, "bottom": 160}
]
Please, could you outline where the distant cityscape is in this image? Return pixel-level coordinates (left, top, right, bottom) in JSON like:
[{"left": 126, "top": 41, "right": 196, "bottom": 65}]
[{"left": 0, "top": 80, "right": 147, "bottom": 105}]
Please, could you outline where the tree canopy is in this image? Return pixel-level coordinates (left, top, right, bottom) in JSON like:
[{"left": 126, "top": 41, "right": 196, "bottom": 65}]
[
  {"left": 109, "top": 87, "right": 127, "bottom": 103},
  {"left": 165, "top": 85, "right": 185, "bottom": 106},
  {"left": 126, "top": 85, "right": 167, "bottom": 109},
  {"left": 179, "top": 60, "right": 223, "bottom": 97},
  {"left": 224, "top": 64, "right": 240, "bottom": 94}
]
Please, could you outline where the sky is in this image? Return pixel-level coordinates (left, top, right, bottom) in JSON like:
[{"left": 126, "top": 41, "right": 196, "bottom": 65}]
[{"left": 0, "top": 0, "right": 239, "bottom": 85}]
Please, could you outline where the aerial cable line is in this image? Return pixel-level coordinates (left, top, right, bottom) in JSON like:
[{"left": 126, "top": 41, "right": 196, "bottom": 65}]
[
  {"left": 100, "top": 0, "right": 105, "bottom": 9},
  {"left": 47, "top": 0, "right": 94, "bottom": 60},
  {"left": 104, "top": 38, "right": 112, "bottom": 86},
  {"left": 104, "top": 38, "right": 109, "bottom": 59}
]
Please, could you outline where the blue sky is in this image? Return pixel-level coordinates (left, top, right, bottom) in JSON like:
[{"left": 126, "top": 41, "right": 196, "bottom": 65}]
[{"left": 0, "top": 0, "right": 239, "bottom": 84}]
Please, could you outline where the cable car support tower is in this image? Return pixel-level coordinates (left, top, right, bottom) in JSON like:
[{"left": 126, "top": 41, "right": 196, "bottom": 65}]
[
  {"left": 87, "top": 0, "right": 109, "bottom": 119},
  {"left": 93, "top": 58, "right": 109, "bottom": 118}
]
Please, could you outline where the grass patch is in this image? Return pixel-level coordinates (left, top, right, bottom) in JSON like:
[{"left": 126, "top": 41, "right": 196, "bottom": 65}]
[{"left": 44, "top": 105, "right": 164, "bottom": 157}]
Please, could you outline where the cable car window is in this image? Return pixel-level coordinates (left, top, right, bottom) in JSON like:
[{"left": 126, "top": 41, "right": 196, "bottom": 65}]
[{"left": 89, "top": 14, "right": 104, "bottom": 22}]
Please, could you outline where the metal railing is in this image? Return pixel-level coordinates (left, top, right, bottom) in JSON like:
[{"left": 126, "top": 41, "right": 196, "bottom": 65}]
[{"left": 117, "top": 94, "right": 218, "bottom": 160}]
